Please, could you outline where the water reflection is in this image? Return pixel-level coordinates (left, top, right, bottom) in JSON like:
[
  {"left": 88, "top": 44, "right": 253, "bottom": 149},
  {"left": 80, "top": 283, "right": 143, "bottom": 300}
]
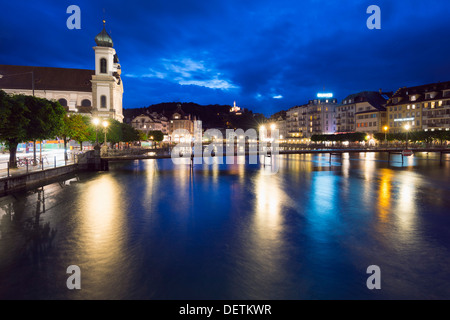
[
  {"left": 394, "top": 172, "right": 418, "bottom": 242},
  {"left": 0, "top": 187, "right": 57, "bottom": 299},
  {"left": 377, "top": 169, "right": 393, "bottom": 223},
  {"left": 76, "top": 173, "right": 129, "bottom": 299},
  {"left": 1, "top": 153, "right": 450, "bottom": 299}
]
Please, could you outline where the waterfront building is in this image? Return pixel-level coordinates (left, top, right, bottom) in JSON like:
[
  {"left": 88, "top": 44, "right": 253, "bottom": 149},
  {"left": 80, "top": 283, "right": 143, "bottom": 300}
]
[
  {"left": 0, "top": 21, "right": 124, "bottom": 122},
  {"left": 305, "top": 96, "right": 338, "bottom": 138},
  {"left": 336, "top": 98, "right": 356, "bottom": 133},
  {"left": 275, "top": 115, "right": 287, "bottom": 141},
  {"left": 386, "top": 81, "right": 450, "bottom": 133},
  {"left": 169, "top": 104, "right": 195, "bottom": 142},
  {"left": 341, "top": 91, "right": 391, "bottom": 134},
  {"left": 285, "top": 95, "right": 337, "bottom": 142},
  {"left": 286, "top": 105, "right": 303, "bottom": 141}
]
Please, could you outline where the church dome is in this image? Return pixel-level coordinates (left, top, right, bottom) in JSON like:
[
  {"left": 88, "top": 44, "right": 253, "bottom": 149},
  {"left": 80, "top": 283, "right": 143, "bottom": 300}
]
[{"left": 95, "top": 22, "right": 113, "bottom": 47}]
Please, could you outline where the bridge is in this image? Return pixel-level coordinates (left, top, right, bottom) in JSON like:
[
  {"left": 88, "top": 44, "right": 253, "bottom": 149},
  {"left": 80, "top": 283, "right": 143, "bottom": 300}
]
[{"left": 100, "top": 146, "right": 450, "bottom": 167}]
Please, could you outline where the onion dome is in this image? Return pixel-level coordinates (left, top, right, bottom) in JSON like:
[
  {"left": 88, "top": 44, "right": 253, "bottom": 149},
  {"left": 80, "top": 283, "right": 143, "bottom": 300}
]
[{"left": 95, "top": 20, "right": 113, "bottom": 47}]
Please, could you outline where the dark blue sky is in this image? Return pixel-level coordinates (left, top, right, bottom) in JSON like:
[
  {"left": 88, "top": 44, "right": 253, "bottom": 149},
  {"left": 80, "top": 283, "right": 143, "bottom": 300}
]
[{"left": 1, "top": 0, "right": 450, "bottom": 116}]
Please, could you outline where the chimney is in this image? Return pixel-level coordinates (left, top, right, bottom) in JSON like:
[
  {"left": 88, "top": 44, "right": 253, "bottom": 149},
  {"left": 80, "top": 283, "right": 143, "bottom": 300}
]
[{"left": 379, "top": 88, "right": 382, "bottom": 94}]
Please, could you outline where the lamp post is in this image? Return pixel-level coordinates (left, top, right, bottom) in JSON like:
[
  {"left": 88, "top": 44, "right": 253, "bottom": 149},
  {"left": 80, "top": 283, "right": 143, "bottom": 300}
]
[
  {"left": 103, "top": 121, "right": 109, "bottom": 146},
  {"left": 405, "top": 124, "right": 411, "bottom": 150},
  {"left": 93, "top": 118, "right": 100, "bottom": 146},
  {"left": 384, "top": 126, "right": 388, "bottom": 145}
]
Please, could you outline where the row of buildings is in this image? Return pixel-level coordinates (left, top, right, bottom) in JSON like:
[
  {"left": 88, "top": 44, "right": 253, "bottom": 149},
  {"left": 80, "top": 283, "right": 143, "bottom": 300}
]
[
  {"left": 128, "top": 104, "right": 198, "bottom": 142},
  {"left": 272, "top": 81, "right": 450, "bottom": 143}
]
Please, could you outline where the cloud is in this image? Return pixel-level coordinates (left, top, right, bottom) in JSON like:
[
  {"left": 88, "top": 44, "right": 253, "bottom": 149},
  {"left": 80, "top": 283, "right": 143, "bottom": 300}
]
[
  {"left": 127, "top": 57, "right": 238, "bottom": 90},
  {"left": 2, "top": 0, "right": 450, "bottom": 116}
]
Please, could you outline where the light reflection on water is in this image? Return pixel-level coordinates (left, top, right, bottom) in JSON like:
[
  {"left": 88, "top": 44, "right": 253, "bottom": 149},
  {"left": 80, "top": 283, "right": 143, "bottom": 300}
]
[{"left": 0, "top": 153, "right": 450, "bottom": 299}]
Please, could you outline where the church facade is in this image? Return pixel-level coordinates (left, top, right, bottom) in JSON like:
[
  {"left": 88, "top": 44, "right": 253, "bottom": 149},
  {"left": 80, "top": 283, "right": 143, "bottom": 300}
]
[{"left": 0, "top": 22, "right": 124, "bottom": 122}]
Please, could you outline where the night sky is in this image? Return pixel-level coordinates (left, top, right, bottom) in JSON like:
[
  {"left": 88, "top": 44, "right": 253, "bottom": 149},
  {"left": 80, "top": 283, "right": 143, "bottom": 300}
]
[{"left": 1, "top": 0, "right": 450, "bottom": 116}]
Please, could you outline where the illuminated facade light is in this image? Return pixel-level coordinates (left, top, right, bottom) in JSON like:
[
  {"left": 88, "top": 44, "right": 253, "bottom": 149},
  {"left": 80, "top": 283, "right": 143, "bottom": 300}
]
[{"left": 394, "top": 117, "right": 415, "bottom": 122}]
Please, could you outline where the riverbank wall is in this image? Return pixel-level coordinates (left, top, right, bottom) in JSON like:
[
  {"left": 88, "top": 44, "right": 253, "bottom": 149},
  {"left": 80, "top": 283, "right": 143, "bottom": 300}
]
[{"left": 0, "top": 149, "right": 106, "bottom": 196}]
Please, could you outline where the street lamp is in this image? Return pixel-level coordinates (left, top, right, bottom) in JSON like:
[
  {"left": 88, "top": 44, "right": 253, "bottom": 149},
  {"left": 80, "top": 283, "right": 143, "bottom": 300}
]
[
  {"left": 102, "top": 121, "right": 109, "bottom": 146},
  {"left": 383, "top": 126, "right": 388, "bottom": 145},
  {"left": 404, "top": 124, "right": 411, "bottom": 149},
  {"left": 93, "top": 118, "right": 100, "bottom": 145}
]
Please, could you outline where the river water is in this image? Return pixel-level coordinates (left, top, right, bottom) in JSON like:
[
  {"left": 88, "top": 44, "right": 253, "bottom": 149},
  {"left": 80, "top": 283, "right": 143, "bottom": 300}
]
[{"left": 0, "top": 152, "right": 449, "bottom": 299}]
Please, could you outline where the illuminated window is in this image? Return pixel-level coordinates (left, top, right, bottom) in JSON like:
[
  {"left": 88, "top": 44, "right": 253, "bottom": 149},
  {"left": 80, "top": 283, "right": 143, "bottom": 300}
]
[{"left": 439, "top": 101, "right": 443, "bottom": 107}]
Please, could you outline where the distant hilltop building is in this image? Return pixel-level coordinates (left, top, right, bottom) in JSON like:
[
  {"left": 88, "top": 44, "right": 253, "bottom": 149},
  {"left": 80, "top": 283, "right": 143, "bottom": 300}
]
[
  {"left": 230, "top": 101, "right": 242, "bottom": 115},
  {"left": 0, "top": 20, "right": 124, "bottom": 122}
]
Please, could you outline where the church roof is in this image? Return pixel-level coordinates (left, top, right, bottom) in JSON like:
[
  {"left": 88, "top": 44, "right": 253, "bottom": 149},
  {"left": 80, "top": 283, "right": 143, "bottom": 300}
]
[{"left": 0, "top": 65, "right": 94, "bottom": 92}]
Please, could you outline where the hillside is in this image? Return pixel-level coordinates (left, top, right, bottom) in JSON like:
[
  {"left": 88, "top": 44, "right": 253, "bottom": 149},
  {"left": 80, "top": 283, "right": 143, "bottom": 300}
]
[{"left": 124, "top": 102, "right": 266, "bottom": 130}]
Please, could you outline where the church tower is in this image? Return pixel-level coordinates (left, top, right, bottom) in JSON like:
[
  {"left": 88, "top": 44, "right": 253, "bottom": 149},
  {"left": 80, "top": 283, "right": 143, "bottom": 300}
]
[{"left": 91, "top": 21, "right": 124, "bottom": 122}]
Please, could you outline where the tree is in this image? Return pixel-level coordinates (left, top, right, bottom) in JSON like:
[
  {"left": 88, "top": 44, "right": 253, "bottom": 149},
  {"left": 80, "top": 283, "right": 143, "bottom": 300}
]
[
  {"left": 102, "top": 119, "right": 123, "bottom": 145},
  {"left": 138, "top": 131, "right": 148, "bottom": 141},
  {"left": 60, "top": 114, "right": 94, "bottom": 159},
  {"left": 0, "top": 91, "right": 30, "bottom": 168},
  {"left": 122, "top": 123, "right": 140, "bottom": 143},
  {"left": 147, "top": 130, "right": 164, "bottom": 142},
  {"left": 24, "top": 97, "right": 66, "bottom": 162}
]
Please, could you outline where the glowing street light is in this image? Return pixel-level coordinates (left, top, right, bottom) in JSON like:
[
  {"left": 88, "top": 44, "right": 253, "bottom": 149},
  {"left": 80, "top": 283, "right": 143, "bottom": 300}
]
[
  {"left": 404, "top": 124, "right": 411, "bottom": 149},
  {"left": 383, "top": 126, "right": 388, "bottom": 144}
]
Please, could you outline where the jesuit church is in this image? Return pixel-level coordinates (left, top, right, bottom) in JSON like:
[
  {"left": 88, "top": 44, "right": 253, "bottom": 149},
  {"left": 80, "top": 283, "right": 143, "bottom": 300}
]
[{"left": 0, "top": 22, "right": 124, "bottom": 122}]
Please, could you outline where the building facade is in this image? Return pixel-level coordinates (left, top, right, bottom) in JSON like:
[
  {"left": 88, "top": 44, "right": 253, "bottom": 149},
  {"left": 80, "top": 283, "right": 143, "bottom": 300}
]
[
  {"left": 285, "top": 96, "right": 338, "bottom": 141},
  {"left": 130, "top": 112, "right": 169, "bottom": 135},
  {"left": 336, "top": 99, "right": 356, "bottom": 133},
  {"left": 340, "top": 91, "right": 391, "bottom": 134},
  {"left": 169, "top": 104, "right": 194, "bottom": 142},
  {"left": 386, "top": 81, "right": 450, "bottom": 133}
]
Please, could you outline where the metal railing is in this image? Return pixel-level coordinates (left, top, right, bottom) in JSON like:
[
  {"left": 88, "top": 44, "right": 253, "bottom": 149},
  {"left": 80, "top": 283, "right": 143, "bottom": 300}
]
[{"left": 0, "top": 151, "right": 83, "bottom": 178}]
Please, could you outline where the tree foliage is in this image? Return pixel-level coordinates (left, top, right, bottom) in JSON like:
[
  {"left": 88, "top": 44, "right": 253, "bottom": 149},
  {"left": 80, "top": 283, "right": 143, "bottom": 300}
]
[
  {"left": 374, "top": 130, "right": 450, "bottom": 144},
  {"left": 0, "top": 92, "right": 31, "bottom": 167},
  {"left": 146, "top": 130, "right": 164, "bottom": 142}
]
